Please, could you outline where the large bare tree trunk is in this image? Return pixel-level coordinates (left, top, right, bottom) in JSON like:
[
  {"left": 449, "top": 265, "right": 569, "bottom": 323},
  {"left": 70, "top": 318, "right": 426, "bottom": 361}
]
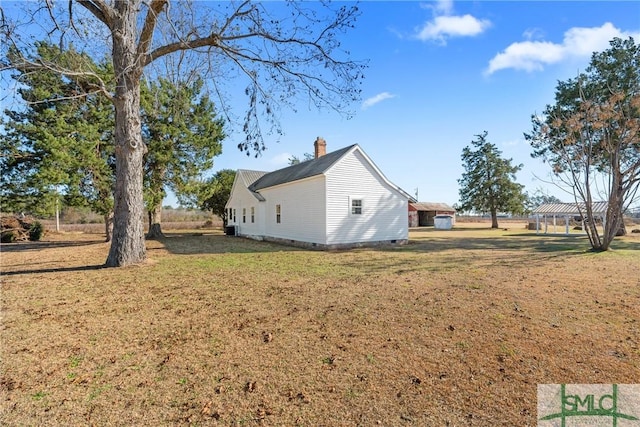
[
  {"left": 583, "top": 161, "right": 625, "bottom": 252},
  {"left": 105, "top": 2, "right": 147, "bottom": 267},
  {"left": 146, "top": 203, "right": 165, "bottom": 239}
]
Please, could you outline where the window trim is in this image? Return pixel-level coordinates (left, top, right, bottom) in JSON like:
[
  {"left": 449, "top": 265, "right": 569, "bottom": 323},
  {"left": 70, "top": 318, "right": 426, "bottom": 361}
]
[
  {"left": 350, "top": 197, "right": 363, "bottom": 215},
  {"left": 275, "top": 204, "right": 281, "bottom": 224}
]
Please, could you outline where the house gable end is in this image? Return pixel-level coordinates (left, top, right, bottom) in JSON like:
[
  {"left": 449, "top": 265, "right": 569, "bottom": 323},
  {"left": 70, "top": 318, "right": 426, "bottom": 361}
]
[
  {"left": 325, "top": 146, "right": 414, "bottom": 201},
  {"left": 226, "top": 170, "right": 268, "bottom": 209}
]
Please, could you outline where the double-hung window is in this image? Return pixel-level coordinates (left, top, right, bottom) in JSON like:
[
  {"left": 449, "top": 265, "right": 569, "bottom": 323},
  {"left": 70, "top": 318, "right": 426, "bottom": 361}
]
[
  {"left": 276, "top": 204, "right": 281, "bottom": 223},
  {"left": 251, "top": 207, "right": 255, "bottom": 223},
  {"left": 351, "top": 198, "right": 363, "bottom": 215}
]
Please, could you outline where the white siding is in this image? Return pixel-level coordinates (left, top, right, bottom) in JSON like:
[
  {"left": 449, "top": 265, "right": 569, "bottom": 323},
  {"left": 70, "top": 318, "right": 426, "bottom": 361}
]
[
  {"left": 325, "top": 150, "right": 408, "bottom": 245},
  {"left": 259, "top": 176, "right": 327, "bottom": 244},
  {"left": 226, "top": 178, "right": 264, "bottom": 236}
]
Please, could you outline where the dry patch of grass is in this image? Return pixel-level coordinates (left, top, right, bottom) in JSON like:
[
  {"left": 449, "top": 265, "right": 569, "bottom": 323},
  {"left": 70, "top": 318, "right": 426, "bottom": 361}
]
[{"left": 1, "top": 228, "right": 639, "bottom": 426}]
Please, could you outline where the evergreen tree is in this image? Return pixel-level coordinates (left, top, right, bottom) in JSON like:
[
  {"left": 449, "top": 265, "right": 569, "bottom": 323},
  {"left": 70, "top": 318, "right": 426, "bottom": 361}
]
[
  {"left": 2, "top": 43, "right": 226, "bottom": 242},
  {"left": 526, "top": 188, "right": 563, "bottom": 211},
  {"left": 288, "top": 153, "right": 314, "bottom": 165},
  {"left": 1, "top": 42, "right": 115, "bottom": 239},
  {"left": 141, "top": 77, "right": 225, "bottom": 238},
  {"left": 458, "top": 131, "right": 527, "bottom": 228},
  {"left": 196, "top": 169, "right": 237, "bottom": 226}
]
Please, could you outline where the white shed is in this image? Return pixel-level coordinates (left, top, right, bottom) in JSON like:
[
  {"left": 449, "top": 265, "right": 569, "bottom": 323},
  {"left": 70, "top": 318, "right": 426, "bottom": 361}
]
[
  {"left": 225, "top": 139, "right": 415, "bottom": 249},
  {"left": 434, "top": 215, "right": 454, "bottom": 230}
]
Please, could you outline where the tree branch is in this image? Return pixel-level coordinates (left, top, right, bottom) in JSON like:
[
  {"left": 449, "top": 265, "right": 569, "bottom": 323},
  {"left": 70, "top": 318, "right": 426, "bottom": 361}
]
[
  {"left": 76, "top": 0, "right": 114, "bottom": 29},
  {"left": 11, "top": 55, "right": 113, "bottom": 102},
  {"left": 137, "top": 0, "right": 167, "bottom": 58},
  {"left": 23, "top": 88, "right": 106, "bottom": 105},
  {"left": 143, "top": 33, "right": 220, "bottom": 66}
]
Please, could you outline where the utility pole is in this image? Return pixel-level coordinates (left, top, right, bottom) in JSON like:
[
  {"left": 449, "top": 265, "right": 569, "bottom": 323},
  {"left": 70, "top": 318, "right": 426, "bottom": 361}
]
[{"left": 55, "top": 197, "right": 60, "bottom": 232}]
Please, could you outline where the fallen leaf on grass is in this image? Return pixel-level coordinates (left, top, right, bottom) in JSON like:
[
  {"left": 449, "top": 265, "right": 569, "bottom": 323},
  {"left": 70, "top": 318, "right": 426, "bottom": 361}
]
[
  {"left": 245, "top": 381, "right": 257, "bottom": 393},
  {"left": 201, "top": 400, "right": 212, "bottom": 415}
]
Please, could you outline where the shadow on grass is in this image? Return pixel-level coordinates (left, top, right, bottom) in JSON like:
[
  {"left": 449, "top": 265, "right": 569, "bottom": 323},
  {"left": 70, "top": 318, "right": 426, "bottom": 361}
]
[
  {"left": 1, "top": 264, "right": 105, "bottom": 276},
  {"left": 156, "top": 230, "right": 639, "bottom": 256},
  {"left": 0, "top": 239, "right": 106, "bottom": 253},
  {"left": 150, "top": 232, "right": 305, "bottom": 255},
  {"left": 336, "top": 233, "right": 639, "bottom": 276},
  {"left": 4, "top": 231, "right": 635, "bottom": 278},
  {"left": 407, "top": 230, "right": 639, "bottom": 252}
]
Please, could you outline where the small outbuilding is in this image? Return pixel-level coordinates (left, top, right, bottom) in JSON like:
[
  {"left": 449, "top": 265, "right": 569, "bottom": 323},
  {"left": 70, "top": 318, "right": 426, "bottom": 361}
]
[
  {"left": 409, "top": 202, "right": 456, "bottom": 227},
  {"left": 531, "top": 201, "right": 608, "bottom": 235},
  {"left": 434, "top": 215, "right": 454, "bottom": 230}
]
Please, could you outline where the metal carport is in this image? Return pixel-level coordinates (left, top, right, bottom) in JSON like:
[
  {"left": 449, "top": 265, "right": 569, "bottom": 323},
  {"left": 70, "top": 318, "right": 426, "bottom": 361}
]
[{"left": 531, "top": 202, "right": 608, "bottom": 235}]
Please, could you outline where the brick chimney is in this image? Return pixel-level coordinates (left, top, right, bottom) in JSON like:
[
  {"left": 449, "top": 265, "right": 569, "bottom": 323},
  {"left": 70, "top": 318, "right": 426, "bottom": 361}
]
[{"left": 314, "top": 137, "right": 326, "bottom": 158}]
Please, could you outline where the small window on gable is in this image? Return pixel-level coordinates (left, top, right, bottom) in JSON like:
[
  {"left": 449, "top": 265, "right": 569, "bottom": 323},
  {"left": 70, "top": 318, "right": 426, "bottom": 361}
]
[
  {"left": 351, "top": 198, "right": 363, "bottom": 215},
  {"left": 251, "top": 207, "right": 255, "bottom": 223},
  {"left": 276, "top": 204, "right": 281, "bottom": 224},
  {"left": 242, "top": 208, "right": 246, "bottom": 223}
]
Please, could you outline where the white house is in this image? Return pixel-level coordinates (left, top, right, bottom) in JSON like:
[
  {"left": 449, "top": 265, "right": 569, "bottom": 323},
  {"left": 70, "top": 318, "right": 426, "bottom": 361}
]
[{"left": 225, "top": 138, "right": 414, "bottom": 249}]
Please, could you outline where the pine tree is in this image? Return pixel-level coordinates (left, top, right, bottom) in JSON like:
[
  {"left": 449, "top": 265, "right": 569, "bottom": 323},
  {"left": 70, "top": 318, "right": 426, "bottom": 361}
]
[
  {"left": 458, "top": 131, "right": 527, "bottom": 228},
  {"left": 1, "top": 43, "right": 115, "bottom": 239},
  {"left": 141, "top": 77, "right": 225, "bottom": 238}
]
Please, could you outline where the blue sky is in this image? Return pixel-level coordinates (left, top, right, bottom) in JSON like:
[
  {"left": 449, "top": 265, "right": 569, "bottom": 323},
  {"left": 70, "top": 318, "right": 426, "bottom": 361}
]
[
  {"left": 200, "top": 0, "right": 640, "bottom": 208},
  {"left": 2, "top": 1, "right": 639, "bottom": 208}
]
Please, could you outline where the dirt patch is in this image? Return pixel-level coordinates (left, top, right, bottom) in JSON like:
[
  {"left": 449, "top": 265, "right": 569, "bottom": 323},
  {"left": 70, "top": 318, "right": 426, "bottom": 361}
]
[{"left": 1, "top": 229, "right": 638, "bottom": 426}]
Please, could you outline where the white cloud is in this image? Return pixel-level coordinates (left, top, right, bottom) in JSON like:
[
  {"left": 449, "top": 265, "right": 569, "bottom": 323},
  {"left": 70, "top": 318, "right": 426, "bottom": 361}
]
[
  {"left": 562, "top": 23, "right": 623, "bottom": 56},
  {"left": 522, "top": 27, "right": 545, "bottom": 41},
  {"left": 362, "top": 92, "right": 395, "bottom": 110},
  {"left": 417, "top": 14, "right": 491, "bottom": 42},
  {"left": 486, "top": 22, "right": 639, "bottom": 75},
  {"left": 430, "top": 0, "right": 454, "bottom": 16},
  {"left": 415, "top": 0, "right": 491, "bottom": 44},
  {"left": 486, "top": 41, "right": 565, "bottom": 73}
]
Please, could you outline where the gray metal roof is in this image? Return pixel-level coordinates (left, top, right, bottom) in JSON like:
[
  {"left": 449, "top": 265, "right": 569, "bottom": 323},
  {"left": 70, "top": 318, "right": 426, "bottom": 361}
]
[
  {"left": 237, "top": 169, "right": 268, "bottom": 201},
  {"left": 532, "top": 201, "right": 608, "bottom": 215},
  {"left": 248, "top": 144, "right": 357, "bottom": 191},
  {"left": 238, "top": 169, "right": 267, "bottom": 186},
  {"left": 411, "top": 202, "right": 455, "bottom": 212}
]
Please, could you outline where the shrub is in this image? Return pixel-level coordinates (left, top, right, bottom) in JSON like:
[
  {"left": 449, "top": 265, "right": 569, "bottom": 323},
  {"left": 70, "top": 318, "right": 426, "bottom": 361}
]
[
  {"left": 28, "top": 221, "right": 44, "bottom": 241},
  {"left": 1, "top": 231, "right": 16, "bottom": 243}
]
